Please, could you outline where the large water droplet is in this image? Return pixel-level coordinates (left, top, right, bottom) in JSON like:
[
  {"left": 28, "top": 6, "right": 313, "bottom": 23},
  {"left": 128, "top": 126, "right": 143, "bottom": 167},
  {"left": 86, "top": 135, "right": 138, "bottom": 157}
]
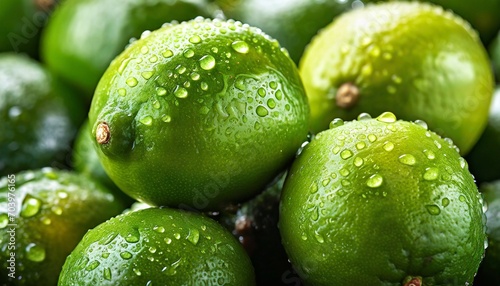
[
  {"left": 354, "top": 157, "right": 364, "bottom": 167},
  {"left": 414, "top": 120, "right": 428, "bottom": 130},
  {"left": 423, "top": 167, "right": 439, "bottom": 180},
  {"left": 426, "top": 204, "right": 441, "bottom": 215},
  {"left": 140, "top": 116, "right": 153, "bottom": 126},
  {"left": 187, "top": 229, "right": 200, "bottom": 245},
  {"left": 267, "top": 98, "right": 276, "bottom": 109},
  {"left": 398, "top": 154, "right": 416, "bottom": 166},
  {"left": 125, "top": 233, "right": 140, "bottom": 243},
  {"left": 356, "top": 141, "right": 366, "bottom": 150},
  {"left": 442, "top": 197, "right": 450, "bottom": 207},
  {"left": 357, "top": 113, "right": 372, "bottom": 121},
  {"left": 162, "top": 50, "right": 174, "bottom": 58},
  {"left": 314, "top": 231, "right": 324, "bottom": 243},
  {"left": 329, "top": 118, "right": 344, "bottom": 129},
  {"left": 164, "top": 237, "right": 172, "bottom": 244},
  {"left": 126, "top": 77, "right": 138, "bottom": 87},
  {"left": 231, "top": 40, "right": 249, "bottom": 53},
  {"left": 340, "top": 149, "right": 353, "bottom": 159},
  {"left": 141, "top": 71, "right": 154, "bottom": 80},
  {"left": 376, "top": 112, "right": 397, "bottom": 123},
  {"left": 174, "top": 86, "right": 188, "bottom": 98},
  {"left": 189, "top": 35, "right": 202, "bottom": 44},
  {"left": 366, "top": 174, "right": 383, "bottom": 188},
  {"left": 183, "top": 49, "right": 195, "bottom": 58},
  {"left": 383, "top": 142, "right": 394, "bottom": 151},
  {"left": 368, "top": 134, "right": 377, "bottom": 142},
  {"left": 86, "top": 260, "right": 100, "bottom": 271},
  {"left": 256, "top": 106, "right": 268, "bottom": 117},
  {"left": 21, "top": 196, "right": 42, "bottom": 218},
  {"left": 199, "top": 55, "right": 216, "bottom": 70},
  {"left": 25, "top": 243, "right": 46, "bottom": 262}
]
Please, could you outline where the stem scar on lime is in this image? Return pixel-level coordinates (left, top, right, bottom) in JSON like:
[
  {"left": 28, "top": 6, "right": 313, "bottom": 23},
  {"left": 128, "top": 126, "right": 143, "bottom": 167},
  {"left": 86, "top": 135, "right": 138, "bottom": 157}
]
[
  {"left": 336, "top": 82, "right": 359, "bottom": 109},
  {"left": 96, "top": 122, "right": 111, "bottom": 145}
]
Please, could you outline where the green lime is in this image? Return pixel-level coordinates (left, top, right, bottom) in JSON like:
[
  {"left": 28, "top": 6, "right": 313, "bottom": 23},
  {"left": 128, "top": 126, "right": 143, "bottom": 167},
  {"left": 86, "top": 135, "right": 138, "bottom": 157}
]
[
  {"left": 41, "top": 0, "right": 215, "bottom": 99},
  {"left": 299, "top": 1, "right": 494, "bottom": 155},
  {"left": 89, "top": 18, "right": 310, "bottom": 210},
  {"left": 474, "top": 180, "right": 500, "bottom": 286},
  {"left": 0, "top": 53, "right": 83, "bottom": 176},
  {"left": 279, "top": 112, "right": 486, "bottom": 285},
  {"left": 216, "top": 0, "right": 377, "bottom": 64},
  {"left": 464, "top": 86, "right": 500, "bottom": 184},
  {"left": 0, "top": 168, "right": 128, "bottom": 285},
  {"left": 58, "top": 207, "right": 255, "bottom": 285}
]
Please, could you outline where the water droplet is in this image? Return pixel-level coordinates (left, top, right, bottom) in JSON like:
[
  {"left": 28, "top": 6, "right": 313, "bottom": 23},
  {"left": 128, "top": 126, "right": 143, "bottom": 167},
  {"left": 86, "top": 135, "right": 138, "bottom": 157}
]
[
  {"left": 339, "top": 168, "right": 350, "bottom": 177},
  {"left": 231, "top": 40, "right": 249, "bottom": 53},
  {"left": 125, "top": 233, "right": 139, "bottom": 243},
  {"left": 157, "top": 87, "right": 167, "bottom": 96},
  {"left": 423, "top": 149, "right": 435, "bottom": 160},
  {"left": 356, "top": 142, "right": 366, "bottom": 150},
  {"left": 426, "top": 204, "right": 441, "bottom": 215},
  {"left": 329, "top": 118, "right": 344, "bottom": 129},
  {"left": 340, "top": 149, "right": 353, "bottom": 159},
  {"left": 442, "top": 198, "right": 450, "bottom": 207},
  {"left": 366, "top": 174, "right": 383, "bottom": 188},
  {"left": 174, "top": 233, "right": 181, "bottom": 240},
  {"left": 301, "top": 234, "right": 308, "bottom": 241},
  {"left": 256, "top": 106, "right": 268, "bottom": 117},
  {"left": 141, "top": 46, "right": 149, "bottom": 54},
  {"left": 174, "top": 86, "right": 188, "bottom": 98},
  {"left": 102, "top": 252, "right": 110, "bottom": 259},
  {"left": 0, "top": 213, "right": 8, "bottom": 228},
  {"left": 434, "top": 140, "right": 442, "bottom": 149},
  {"left": 357, "top": 113, "right": 372, "bottom": 121},
  {"left": 133, "top": 268, "right": 142, "bottom": 276},
  {"left": 398, "top": 154, "right": 416, "bottom": 165},
  {"left": 86, "top": 260, "right": 100, "bottom": 271},
  {"left": 187, "top": 229, "right": 200, "bottom": 245},
  {"left": 118, "top": 88, "right": 127, "bottom": 96},
  {"left": 162, "top": 50, "right": 173, "bottom": 58},
  {"left": 21, "top": 196, "right": 42, "bottom": 218},
  {"left": 164, "top": 237, "right": 172, "bottom": 244},
  {"left": 322, "top": 179, "right": 330, "bottom": 187},
  {"left": 341, "top": 179, "right": 351, "bottom": 187},
  {"left": 162, "top": 115, "right": 172, "bottom": 123},
  {"left": 257, "top": 87, "right": 266, "bottom": 97},
  {"left": 25, "top": 243, "right": 46, "bottom": 262},
  {"left": 140, "top": 116, "right": 153, "bottom": 126},
  {"left": 149, "top": 55, "right": 158, "bottom": 63},
  {"left": 126, "top": 77, "right": 138, "bottom": 87},
  {"left": 141, "top": 71, "right": 154, "bottom": 80},
  {"left": 183, "top": 49, "right": 195, "bottom": 58},
  {"left": 267, "top": 98, "right": 276, "bottom": 109},
  {"left": 189, "top": 35, "right": 202, "bottom": 44},
  {"left": 275, "top": 90, "right": 283, "bottom": 100},
  {"left": 414, "top": 120, "right": 428, "bottom": 129},
  {"left": 368, "top": 134, "right": 377, "bottom": 142},
  {"left": 103, "top": 267, "right": 112, "bottom": 280},
  {"left": 199, "top": 55, "right": 216, "bottom": 70},
  {"left": 314, "top": 231, "right": 324, "bottom": 243},
  {"left": 153, "top": 226, "right": 165, "bottom": 233},
  {"left": 423, "top": 167, "right": 439, "bottom": 180},
  {"left": 383, "top": 142, "right": 394, "bottom": 151},
  {"left": 459, "top": 157, "right": 467, "bottom": 169},
  {"left": 200, "top": 82, "right": 208, "bottom": 91},
  {"left": 120, "top": 251, "right": 132, "bottom": 260},
  {"left": 164, "top": 258, "right": 182, "bottom": 276},
  {"left": 41, "top": 217, "right": 51, "bottom": 225},
  {"left": 310, "top": 183, "right": 318, "bottom": 194},
  {"left": 354, "top": 157, "right": 364, "bottom": 167},
  {"left": 332, "top": 146, "right": 341, "bottom": 154},
  {"left": 310, "top": 206, "right": 319, "bottom": 221},
  {"left": 459, "top": 195, "right": 466, "bottom": 202},
  {"left": 377, "top": 112, "right": 397, "bottom": 123}
]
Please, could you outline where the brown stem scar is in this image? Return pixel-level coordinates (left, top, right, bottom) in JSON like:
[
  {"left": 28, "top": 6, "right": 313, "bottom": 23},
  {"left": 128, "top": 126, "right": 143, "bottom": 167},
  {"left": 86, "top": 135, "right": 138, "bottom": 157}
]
[
  {"left": 403, "top": 276, "right": 422, "bottom": 286},
  {"left": 336, "top": 82, "right": 360, "bottom": 109},
  {"left": 96, "top": 122, "right": 110, "bottom": 144}
]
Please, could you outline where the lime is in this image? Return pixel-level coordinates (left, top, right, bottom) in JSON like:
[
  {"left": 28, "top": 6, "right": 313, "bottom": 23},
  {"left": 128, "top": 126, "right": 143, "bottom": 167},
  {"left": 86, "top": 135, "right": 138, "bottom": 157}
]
[
  {"left": 58, "top": 207, "right": 255, "bottom": 285},
  {"left": 299, "top": 1, "right": 494, "bottom": 155},
  {"left": 464, "top": 86, "right": 500, "bottom": 184},
  {"left": 0, "top": 53, "right": 82, "bottom": 176},
  {"left": 279, "top": 112, "right": 486, "bottom": 285},
  {"left": 89, "top": 18, "right": 310, "bottom": 210},
  {"left": 0, "top": 168, "right": 128, "bottom": 285},
  {"left": 41, "top": 0, "right": 215, "bottom": 99}
]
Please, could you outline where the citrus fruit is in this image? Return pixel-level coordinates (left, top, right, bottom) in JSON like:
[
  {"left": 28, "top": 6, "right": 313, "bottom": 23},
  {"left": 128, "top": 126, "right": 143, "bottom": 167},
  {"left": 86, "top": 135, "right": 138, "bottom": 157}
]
[
  {"left": 279, "top": 112, "right": 486, "bottom": 285},
  {"left": 215, "top": 0, "right": 376, "bottom": 64},
  {"left": 41, "top": 0, "right": 215, "bottom": 99},
  {"left": 0, "top": 53, "right": 81, "bottom": 176},
  {"left": 58, "top": 207, "right": 256, "bottom": 285},
  {"left": 464, "top": 86, "right": 500, "bottom": 184},
  {"left": 299, "top": 1, "right": 494, "bottom": 155},
  {"left": 425, "top": 0, "right": 500, "bottom": 45},
  {"left": 88, "top": 17, "right": 310, "bottom": 210},
  {"left": 473, "top": 180, "right": 500, "bottom": 286},
  {"left": 0, "top": 168, "right": 128, "bottom": 285}
]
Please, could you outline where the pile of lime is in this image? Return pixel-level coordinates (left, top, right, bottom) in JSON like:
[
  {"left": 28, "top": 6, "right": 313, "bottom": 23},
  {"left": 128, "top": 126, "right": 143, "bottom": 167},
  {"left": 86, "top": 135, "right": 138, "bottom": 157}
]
[{"left": 1, "top": 0, "right": 499, "bottom": 285}]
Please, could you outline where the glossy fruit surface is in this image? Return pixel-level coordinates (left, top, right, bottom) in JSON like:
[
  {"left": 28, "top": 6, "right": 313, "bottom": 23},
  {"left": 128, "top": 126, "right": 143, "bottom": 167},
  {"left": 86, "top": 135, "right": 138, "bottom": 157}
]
[
  {"left": 58, "top": 207, "right": 256, "bottom": 285},
  {"left": 41, "top": 0, "right": 214, "bottom": 98},
  {"left": 0, "top": 168, "right": 127, "bottom": 285},
  {"left": 300, "top": 1, "right": 494, "bottom": 155},
  {"left": 89, "top": 17, "right": 310, "bottom": 210},
  {"left": 0, "top": 53, "right": 79, "bottom": 176},
  {"left": 279, "top": 112, "right": 486, "bottom": 285}
]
